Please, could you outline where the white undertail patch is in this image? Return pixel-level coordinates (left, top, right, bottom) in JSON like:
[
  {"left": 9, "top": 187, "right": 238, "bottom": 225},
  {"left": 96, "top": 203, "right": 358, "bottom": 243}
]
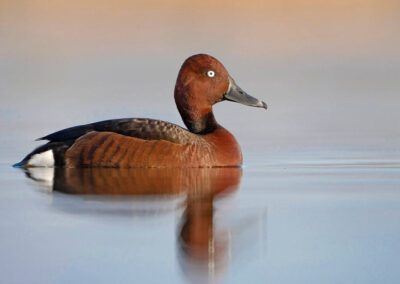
[{"left": 28, "top": 150, "right": 55, "bottom": 167}]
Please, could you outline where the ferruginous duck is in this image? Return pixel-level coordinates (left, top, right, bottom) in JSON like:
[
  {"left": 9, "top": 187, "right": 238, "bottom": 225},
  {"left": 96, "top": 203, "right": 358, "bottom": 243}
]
[{"left": 14, "top": 54, "right": 267, "bottom": 168}]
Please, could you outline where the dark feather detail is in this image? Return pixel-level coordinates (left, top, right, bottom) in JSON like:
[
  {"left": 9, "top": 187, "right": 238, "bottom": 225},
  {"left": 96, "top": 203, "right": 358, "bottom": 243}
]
[{"left": 37, "top": 118, "right": 201, "bottom": 145}]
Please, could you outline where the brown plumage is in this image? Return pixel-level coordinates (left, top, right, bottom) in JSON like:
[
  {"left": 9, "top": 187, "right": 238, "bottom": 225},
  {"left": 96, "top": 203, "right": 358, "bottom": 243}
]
[
  {"left": 15, "top": 54, "right": 267, "bottom": 168},
  {"left": 65, "top": 131, "right": 214, "bottom": 167}
]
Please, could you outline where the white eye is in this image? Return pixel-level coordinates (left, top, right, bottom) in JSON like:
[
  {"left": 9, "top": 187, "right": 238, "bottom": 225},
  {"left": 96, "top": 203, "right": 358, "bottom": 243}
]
[{"left": 207, "top": 70, "right": 215, "bottom": 78}]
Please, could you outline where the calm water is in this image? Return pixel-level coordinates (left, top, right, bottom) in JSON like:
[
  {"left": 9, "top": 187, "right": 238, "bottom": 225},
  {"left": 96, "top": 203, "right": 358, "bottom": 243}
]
[{"left": 1, "top": 147, "right": 399, "bottom": 284}]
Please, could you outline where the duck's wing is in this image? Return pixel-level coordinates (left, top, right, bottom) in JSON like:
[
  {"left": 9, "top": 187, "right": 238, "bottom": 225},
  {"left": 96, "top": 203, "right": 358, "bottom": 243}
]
[
  {"left": 37, "top": 118, "right": 196, "bottom": 145},
  {"left": 14, "top": 118, "right": 210, "bottom": 168}
]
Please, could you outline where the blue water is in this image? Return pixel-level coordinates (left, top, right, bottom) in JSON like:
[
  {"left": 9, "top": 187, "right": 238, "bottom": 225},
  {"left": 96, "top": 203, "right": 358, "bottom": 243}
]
[{"left": 1, "top": 147, "right": 399, "bottom": 284}]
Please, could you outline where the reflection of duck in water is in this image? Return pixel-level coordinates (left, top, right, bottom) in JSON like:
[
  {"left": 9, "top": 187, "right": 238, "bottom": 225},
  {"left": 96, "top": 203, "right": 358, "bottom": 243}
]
[
  {"left": 178, "top": 189, "right": 232, "bottom": 284},
  {"left": 25, "top": 167, "right": 241, "bottom": 196},
  {"left": 24, "top": 167, "right": 242, "bottom": 282}
]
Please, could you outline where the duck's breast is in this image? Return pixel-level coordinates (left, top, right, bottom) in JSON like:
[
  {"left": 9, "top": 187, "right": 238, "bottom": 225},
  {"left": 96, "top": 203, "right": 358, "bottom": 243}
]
[{"left": 203, "top": 127, "right": 242, "bottom": 166}]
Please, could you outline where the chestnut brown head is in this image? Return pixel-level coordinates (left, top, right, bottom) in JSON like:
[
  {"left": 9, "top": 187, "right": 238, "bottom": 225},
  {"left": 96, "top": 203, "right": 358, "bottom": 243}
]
[{"left": 174, "top": 54, "right": 267, "bottom": 133}]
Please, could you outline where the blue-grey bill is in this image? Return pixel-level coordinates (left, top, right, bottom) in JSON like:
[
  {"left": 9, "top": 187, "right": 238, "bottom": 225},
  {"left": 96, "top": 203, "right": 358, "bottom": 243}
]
[{"left": 224, "top": 78, "right": 267, "bottom": 110}]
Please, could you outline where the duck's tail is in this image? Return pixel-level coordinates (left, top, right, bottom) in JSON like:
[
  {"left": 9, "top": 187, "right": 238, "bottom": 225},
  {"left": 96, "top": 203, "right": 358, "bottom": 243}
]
[
  {"left": 13, "top": 143, "right": 56, "bottom": 168},
  {"left": 13, "top": 141, "right": 72, "bottom": 168}
]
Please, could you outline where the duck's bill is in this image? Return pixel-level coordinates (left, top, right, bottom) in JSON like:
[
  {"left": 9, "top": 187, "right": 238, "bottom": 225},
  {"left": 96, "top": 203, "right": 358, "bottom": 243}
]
[{"left": 223, "top": 77, "right": 267, "bottom": 110}]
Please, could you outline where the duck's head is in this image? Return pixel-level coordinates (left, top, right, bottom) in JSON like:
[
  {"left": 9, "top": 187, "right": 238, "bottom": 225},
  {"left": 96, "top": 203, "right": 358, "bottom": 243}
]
[{"left": 175, "top": 54, "right": 267, "bottom": 133}]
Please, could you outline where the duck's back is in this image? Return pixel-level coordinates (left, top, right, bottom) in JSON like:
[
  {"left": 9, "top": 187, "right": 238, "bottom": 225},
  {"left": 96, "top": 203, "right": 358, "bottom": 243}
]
[{"left": 38, "top": 118, "right": 197, "bottom": 145}]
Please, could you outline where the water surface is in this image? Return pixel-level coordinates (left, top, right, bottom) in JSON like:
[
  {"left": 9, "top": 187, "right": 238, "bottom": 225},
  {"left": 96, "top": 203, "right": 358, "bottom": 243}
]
[{"left": 1, "top": 149, "right": 399, "bottom": 283}]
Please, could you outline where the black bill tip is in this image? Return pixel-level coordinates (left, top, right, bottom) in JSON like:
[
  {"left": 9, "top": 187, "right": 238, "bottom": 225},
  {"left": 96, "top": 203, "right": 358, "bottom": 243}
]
[{"left": 261, "top": 101, "right": 268, "bottom": 109}]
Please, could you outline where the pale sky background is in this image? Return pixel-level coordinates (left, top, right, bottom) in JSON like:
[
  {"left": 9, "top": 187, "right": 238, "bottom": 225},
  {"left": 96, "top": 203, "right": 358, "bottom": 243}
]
[{"left": 1, "top": 0, "right": 399, "bottom": 163}]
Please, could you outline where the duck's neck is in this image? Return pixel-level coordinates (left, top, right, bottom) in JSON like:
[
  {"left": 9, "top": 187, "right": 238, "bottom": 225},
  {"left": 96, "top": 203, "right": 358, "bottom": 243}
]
[
  {"left": 180, "top": 108, "right": 219, "bottom": 134},
  {"left": 174, "top": 79, "right": 220, "bottom": 134}
]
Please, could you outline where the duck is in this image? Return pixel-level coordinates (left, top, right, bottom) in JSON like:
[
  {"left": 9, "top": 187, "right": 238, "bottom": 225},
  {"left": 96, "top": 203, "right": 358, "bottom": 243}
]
[{"left": 14, "top": 54, "right": 267, "bottom": 168}]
